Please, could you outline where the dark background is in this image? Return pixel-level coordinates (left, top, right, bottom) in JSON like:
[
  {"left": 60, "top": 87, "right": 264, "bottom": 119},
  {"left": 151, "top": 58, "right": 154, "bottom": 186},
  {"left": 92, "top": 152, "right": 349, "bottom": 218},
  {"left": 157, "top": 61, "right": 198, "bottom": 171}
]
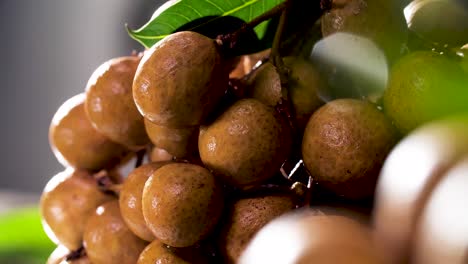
[{"left": 0, "top": 0, "right": 164, "bottom": 194}]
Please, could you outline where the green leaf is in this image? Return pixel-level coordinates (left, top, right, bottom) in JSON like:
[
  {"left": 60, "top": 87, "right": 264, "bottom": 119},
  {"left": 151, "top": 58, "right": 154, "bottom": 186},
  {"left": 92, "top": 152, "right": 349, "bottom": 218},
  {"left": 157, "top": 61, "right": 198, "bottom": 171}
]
[
  {"left": 128, "top": 0, "right": 285, "bottom": 48},
  {"left": 0, "top": 208, "right": 55, "bottom": 264}
]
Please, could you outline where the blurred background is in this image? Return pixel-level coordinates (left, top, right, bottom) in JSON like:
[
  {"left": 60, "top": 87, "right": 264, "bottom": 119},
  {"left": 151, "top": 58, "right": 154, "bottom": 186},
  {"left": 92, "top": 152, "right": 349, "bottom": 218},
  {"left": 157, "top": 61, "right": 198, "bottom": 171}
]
[{"left": 0, "top": 0, "right": 163, "bottom": 262}]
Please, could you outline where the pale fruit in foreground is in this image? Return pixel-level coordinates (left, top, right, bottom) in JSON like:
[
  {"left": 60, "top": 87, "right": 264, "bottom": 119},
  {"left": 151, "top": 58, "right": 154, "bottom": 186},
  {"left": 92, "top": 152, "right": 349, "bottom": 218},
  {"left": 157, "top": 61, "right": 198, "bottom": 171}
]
[
  {"left": 199, "top": 99, "right": 291, "bottom": 187},
  {"left": 49, "top": 93, "right": 128, "bottom": 170},
  {"left": 412, "top": 155, "right": 468, "bottom": 264},
  {"left": 302, "top": 99, "right": 398, "bottom": 199},
  {"left": 142, "top": 163, "right": 224, "bottom": 247},
  {"left": 133, "top": 31, "right": 228, "bottom": 128},
  {"left": 321, "top": 0, "right": 407, "bottom": 62},
  {"left": 85, "top": 55, "right": 149, "bottom": 149},
  {"left": 373, "top": 115, "right": 468, "bottom": 264},
  {"left": 239, "top": 211, "right": 382, "bottom": 264},
  {"left": 40, "top": 169, "right": 114, "bottom": 250},
  {"left": 83, "top": 200, "right": 147, "bottom": 264}
]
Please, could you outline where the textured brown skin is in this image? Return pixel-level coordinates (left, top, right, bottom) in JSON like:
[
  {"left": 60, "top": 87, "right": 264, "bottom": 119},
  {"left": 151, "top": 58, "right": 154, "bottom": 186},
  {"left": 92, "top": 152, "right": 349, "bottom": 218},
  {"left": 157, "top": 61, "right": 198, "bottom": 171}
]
[
  {"left": 321, "top": 0, "right": 407, "bottom": 63},
  {"left": 142, "top": 163, "right": 224, "bottom": 247},
  {"left": 40, "top": 169, "right": 114, "bottom": 250},
  {"left": 49, "top": 94, "right": 128, "bottom": 171},
  {"left": 133, "top": 31, "right": 228, "bottom": 128},
  {"left": 137, "top": 240, "right": 209, "bottom": 264},
  {"left": 85, "top": 56, "right": 149, "bottom": 149},
  {"left": 120, "top": 162, "right": 172, "bottom": 242},
  {"left": 248, "top": 57, "right": 325, "bottom": 131},
  {"left": 83, "top": 200, "right": 148, "bottom": 264},
  {"left": 144, "top": 118, "right": 198, "bottom": 158},
  {"left": 219, "top": 195, "right": 296, "bottom": 263},
  {"left": 199, "top": 99, "right": 291, "bottom": 187},
  {"left": 302, "top": 99, "right": 398, "bottom": 199},
  {"left": 149, "top": 146, "right": 174, "bottom": 162}
]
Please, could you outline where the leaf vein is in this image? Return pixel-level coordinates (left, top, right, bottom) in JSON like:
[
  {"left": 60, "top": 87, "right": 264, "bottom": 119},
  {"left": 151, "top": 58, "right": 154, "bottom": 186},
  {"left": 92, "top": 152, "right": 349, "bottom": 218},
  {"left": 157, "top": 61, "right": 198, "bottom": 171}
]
[
  {"left": 179, "top": 3, "right": 203, "bottom": 17},
  {"left": 204, "top": 0, "right": 225, "bottom": 13}
]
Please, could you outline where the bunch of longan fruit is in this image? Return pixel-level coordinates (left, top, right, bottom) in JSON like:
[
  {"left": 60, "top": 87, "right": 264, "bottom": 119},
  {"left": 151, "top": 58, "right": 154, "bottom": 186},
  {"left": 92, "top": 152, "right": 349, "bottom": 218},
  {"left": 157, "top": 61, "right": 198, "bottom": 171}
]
[{"left": 42, "top": 0, "right": 468, "bottom": 263}]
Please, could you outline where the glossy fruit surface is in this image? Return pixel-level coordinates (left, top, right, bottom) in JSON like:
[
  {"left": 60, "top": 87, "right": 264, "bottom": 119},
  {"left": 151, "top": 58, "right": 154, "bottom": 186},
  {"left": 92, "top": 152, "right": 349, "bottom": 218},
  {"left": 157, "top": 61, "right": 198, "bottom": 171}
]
[
  {"left": 199, "top": 99, "right": 291, "bottom": 187},
  {"left": 83, "top": 200, "right": 147, "bottom": 264},
  {"left": 49, "top": 94, "right": 128, "bottom": 170},
  {"left": 142, "top": 163, "right": 223, "bottom": 247},
  {"left": 302, "top": 99, "right": 398, "bottom": 199},
  {"left": 133, "top": 31, "right": 228, "bottom": 127},
  {"left": 85, "top": 55, "right": 149, "bottom": 149},
  {"left": 40, "top": 168, "right": 114, "bottom": 250}
]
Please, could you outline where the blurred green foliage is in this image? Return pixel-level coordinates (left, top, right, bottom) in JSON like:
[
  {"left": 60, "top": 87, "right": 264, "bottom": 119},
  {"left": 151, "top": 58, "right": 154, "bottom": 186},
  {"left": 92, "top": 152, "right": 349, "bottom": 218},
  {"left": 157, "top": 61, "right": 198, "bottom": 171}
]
[{"left": 0, "top": 208, "right": 55, "bottom": 264}]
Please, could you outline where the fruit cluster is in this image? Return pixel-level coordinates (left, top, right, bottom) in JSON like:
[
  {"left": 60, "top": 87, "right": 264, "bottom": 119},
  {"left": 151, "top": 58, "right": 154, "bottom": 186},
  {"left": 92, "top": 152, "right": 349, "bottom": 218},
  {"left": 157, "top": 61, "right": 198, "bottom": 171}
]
[{"left": 42, "top": 0, "right": 468, "bottom": 263}]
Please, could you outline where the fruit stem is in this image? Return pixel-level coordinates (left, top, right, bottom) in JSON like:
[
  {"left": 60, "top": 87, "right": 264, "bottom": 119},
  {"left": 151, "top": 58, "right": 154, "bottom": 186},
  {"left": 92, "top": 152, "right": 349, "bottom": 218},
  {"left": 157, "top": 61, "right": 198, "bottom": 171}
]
[
  {"left": 270, "top": 0, "right": 298, "bottom": 135},
  {"left": 216, "top": 1, "right": 288, "bottom": 53}
]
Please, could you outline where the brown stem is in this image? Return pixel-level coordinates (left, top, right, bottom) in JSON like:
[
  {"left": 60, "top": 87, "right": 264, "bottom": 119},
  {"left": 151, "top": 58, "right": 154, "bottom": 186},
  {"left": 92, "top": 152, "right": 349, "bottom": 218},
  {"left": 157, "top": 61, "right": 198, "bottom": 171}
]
[{"left": 216, "top": 1, "right": 288, "bottom": 52}]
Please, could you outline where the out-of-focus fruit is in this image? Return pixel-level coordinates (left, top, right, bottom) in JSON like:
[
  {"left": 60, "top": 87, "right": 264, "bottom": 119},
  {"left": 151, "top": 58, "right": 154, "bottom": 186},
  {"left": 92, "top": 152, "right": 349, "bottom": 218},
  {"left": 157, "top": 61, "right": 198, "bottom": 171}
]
[
  {"left": 412, "top": 155, "right": 468, "bottom": 264},
  {"left": 383, "top": 51, "right": 468, "bottom": 133},
  {"left": 404, "top": 0, "right": 468, "bottom": 46},
  {"left": 142, "top": 163, "right": 224, "bottom": 247},
  {"left": 239, "top": 211, "right": 383, "bottom": 264},
  {"left": 133, "top": 31, "right": 228, "bottom": 128},
  {"left": 321, "top": 0, "right": 408, "bottom": 63},
  {"left": 49, "top": 94, "right": 128, "bottom": 170},
  {"left": 373, "top": 115, "right": 468, "bottom": 263},
  {"left": 40, "top": 168, "right": 114, "bottom": 250},
  {"left": 219, "top": 194, "right": 296, "bottom": 263},
  {"left": 85, "top": 55, "right": 149, "bottom": 150},
  {"left": 199, "top": 99, "right": 291, "bottom": 187},
  {"left": 149, "top": 146, "right": 173, "bottom": 162},
  {"left": 83, "top": 200, "right": 147, "bottom": 264},
  {"left": 302, "top": 99, "right": 398, "bottom": 199}
]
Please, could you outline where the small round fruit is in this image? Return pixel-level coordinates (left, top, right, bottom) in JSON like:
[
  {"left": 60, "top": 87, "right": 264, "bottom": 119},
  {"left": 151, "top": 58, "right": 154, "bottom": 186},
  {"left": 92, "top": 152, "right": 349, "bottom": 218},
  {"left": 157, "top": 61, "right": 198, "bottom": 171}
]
[
  {"left": 40, "top": 168, "right": 114, "bottom": 250},
  {"left": 119, "top": 162, "right": 172, "bottom": 241},
  {"left": 137, "top": 240, "right": 209, "bottom": 264},
  {"left": 239, "top": 211, "right": 383, "bottom": 264},
  {"left": 405, "top": 0, "right": 468, "bottom": 46},
  {"left": 49, "top": 94, "right": 128, "bottom": 170},
  {"left": 302, "top": 99, "right": 398, "bottom": 199},
  {"left": 85, "top": 55, "right": 149, "bottom": 149},
  {"left": 133, "top": 31, "right": 228, "bottom": 127},
  {"left": 248, "top": 57, "right": 325, "bottom": 131},
  {"left": 321, "top": 0, "right": 407, "bottom": 62},
  {"left": 199, "top": 99, "right": 291, "bottom": 187},
  {"left": 373, "top": 115, "right": 468, "bottom": 263},
  {"left": 83, "top": 200, "right": 147, "bottom": 264},
  {"left": 144, "top": 118, "right": 198, "bottom": 158},
  {"left": 142, "top": 163, "right": 223, "bottom": 247},
  {"left": 383, "top": 51, "right": 468, "bottom": 133},
  {"left": 219, "top": 194, "right": 296, "bottom": 263}
]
